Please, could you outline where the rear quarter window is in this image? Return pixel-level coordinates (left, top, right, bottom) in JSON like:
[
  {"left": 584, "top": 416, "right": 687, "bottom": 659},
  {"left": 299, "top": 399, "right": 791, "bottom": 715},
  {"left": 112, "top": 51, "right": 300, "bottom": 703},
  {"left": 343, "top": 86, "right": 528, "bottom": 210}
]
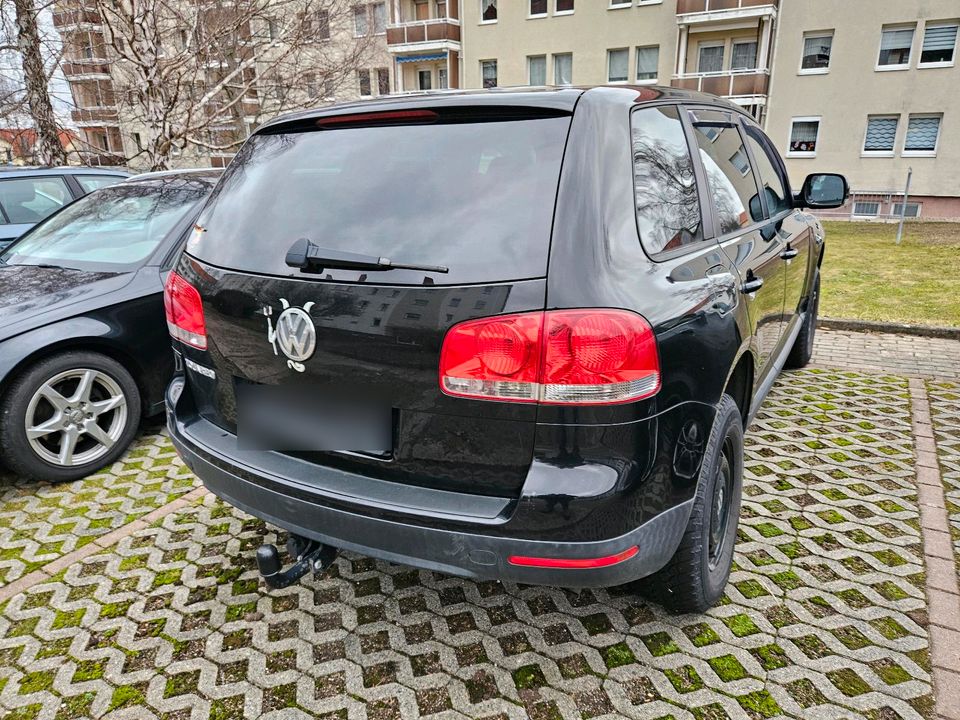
[
  {"left": 188, "top": 115, "right": 571, "bottom": 285},
  {"left": 630, "top": 106, "right": 704, "bottom": 256}
]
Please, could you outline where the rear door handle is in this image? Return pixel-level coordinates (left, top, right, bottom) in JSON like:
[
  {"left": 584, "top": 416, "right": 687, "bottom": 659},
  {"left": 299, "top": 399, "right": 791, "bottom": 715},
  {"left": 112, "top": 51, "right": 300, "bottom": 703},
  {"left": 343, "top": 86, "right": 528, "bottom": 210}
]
[
  {"left": 780, "top": 247, "right": 799, "bottom": 260},
  {"left": 741, "top": 277, "right": 764, "bottom": 294}
]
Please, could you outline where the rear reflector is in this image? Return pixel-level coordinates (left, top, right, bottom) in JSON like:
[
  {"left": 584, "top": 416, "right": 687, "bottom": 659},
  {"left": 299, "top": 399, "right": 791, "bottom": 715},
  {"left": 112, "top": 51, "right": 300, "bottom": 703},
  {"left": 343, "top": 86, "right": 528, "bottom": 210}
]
[
  {"left": 163, "top": 271, "right": 207, "bottom": 350},
  {"left": 508, "top": 546, "right": 639, "bottom": 569},
  {"left": 439, "top": 309, "right": 660, "bottom": 405}
]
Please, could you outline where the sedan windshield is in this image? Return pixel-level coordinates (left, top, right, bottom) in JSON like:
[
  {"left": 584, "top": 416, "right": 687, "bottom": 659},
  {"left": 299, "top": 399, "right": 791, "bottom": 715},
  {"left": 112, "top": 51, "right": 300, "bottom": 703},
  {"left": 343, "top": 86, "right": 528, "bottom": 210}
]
[{"left": 0, "top": 180, "right": 208, "bottom": 271}]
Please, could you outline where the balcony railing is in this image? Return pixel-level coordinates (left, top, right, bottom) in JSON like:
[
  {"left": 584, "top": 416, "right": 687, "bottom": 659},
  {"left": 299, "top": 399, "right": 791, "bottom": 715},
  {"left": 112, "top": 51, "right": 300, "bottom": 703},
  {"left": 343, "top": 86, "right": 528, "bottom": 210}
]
[
  {"left": 61, "top": 60, "right": 110, "bottom": 77},
  {"left": 71, "top": 107, "right": 119, "bottom": 123},
  {"left": 386, "top": 18, "right": 460, "bottom": 47},
  {"left": 677, "top": 0, "right": 777, "bottom": 13},
  {"left": 52, "top": 9, "right": 100, "bottom": 27},
  {"left": 671, "top": 69, "right": 769, "bottom": 97}
]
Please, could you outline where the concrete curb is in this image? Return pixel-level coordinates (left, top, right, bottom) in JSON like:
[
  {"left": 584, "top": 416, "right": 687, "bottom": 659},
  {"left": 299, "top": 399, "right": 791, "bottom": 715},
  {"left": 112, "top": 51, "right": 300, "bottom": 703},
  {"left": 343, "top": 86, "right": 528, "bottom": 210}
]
[
  {"left": 819, "top": 317, "right": 960, "bottom": 340},
  {"left": 0, "top": 485, "right": 208, "bottom": 605},
  {"left": 908, "top": 379, "right": 960, "bottom": 720}
]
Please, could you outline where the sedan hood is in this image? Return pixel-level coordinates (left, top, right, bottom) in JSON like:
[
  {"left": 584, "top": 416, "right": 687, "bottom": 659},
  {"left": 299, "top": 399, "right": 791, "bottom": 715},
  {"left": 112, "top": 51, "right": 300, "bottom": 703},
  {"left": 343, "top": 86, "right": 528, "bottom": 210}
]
[{"left": 0, "top": 264, "right": 134, "bottom": 337}]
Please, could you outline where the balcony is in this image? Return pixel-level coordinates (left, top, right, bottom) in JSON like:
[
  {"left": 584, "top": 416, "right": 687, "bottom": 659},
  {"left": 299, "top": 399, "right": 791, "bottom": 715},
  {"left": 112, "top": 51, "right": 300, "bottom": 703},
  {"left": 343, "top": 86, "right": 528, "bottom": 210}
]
[
  {"left": 52, "top": 9, "right": 100, "bottom": 28},
  {"left": 71, "top": 107, "right": 119, "bottom": 124},
  {"left": 677, "top": 0, "right": 776, "bottom": 25},
  {"left": 61, "top": 60, "right": 110, "bottom": 78},
  {"left": 386, "top": 18, "right": 460, "bottom": 51},
  {"left": 671, "top": 69, "right": 769, "bottom": 98}
]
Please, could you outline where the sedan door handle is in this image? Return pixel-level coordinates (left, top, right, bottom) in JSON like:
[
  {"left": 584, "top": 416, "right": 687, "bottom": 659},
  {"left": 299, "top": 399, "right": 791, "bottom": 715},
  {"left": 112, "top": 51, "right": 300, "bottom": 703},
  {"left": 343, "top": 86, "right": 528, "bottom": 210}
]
[
  {"left": 780, "top": 246, "right": 799, "bottom": 260},
  {"left": 741, "top": 277, "right": 764, "bottom": 294}
]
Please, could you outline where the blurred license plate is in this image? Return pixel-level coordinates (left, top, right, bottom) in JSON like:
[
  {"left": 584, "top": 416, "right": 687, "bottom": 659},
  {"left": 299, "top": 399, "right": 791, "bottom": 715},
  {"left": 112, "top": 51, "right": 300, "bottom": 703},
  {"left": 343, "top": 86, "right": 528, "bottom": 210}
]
[{"left": 235, "top": 382, "right": 391, "bottom": 452}]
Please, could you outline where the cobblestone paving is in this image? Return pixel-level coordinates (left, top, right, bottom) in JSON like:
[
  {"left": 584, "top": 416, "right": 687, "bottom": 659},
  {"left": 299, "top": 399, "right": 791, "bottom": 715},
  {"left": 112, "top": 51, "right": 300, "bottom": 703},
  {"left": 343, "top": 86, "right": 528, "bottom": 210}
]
[
  {"left": 0, "top": 427, "right": 199, "bottom": 588},
  {"left": 928, "top": 381, "right": 960, "bottom": 584},
  {"left": 813, "top": 330, "right": 960, "bottom": 381},
  {"left": 0, "top": 368, "right": 936, "bottom": 720}
]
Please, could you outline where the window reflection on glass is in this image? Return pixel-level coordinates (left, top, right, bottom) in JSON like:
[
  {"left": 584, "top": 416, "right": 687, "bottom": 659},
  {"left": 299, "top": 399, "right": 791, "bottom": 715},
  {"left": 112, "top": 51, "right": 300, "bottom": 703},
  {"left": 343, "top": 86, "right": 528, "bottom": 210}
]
[
  {"left": 691, "top": 120, "right": 761, "bottom": 233},
  {"left": 631, "top": 106, "right": 703, "bottom": 255}
]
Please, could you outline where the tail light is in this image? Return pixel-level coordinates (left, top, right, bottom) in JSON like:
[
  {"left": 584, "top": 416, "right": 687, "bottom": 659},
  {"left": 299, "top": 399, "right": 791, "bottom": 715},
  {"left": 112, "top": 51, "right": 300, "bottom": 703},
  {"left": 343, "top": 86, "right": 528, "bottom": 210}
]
[
  {"left": 163, "top": 271, "right": 207, "bottom": 350},
  {"left": 439, "top": 309, "right": 660, "bottom": 405}
]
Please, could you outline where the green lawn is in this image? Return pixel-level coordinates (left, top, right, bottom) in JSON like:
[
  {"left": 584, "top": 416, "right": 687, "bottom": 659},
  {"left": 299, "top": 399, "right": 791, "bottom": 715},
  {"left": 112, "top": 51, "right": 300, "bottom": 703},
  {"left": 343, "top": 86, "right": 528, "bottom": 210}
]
[{"left": 819, "top": 221, "right": 960, "bottom": 328}]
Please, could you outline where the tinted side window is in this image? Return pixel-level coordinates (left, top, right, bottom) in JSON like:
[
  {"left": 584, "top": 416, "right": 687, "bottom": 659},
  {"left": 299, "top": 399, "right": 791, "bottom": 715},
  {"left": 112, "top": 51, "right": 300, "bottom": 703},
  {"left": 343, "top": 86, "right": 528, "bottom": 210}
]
[
  {"left": 631, "top": 106, "right": 703, "bottom": 255},
  {"left": 744, "top": 127, "right": 791, "bottom": 217},
  {"left": 689, "top": 111, "right": 762, "bottom": 235},
  {"left": 76, "top": 174, "right": 124, "bottom": 193},
  {"left": 0, "top": 177, "right": 71, "bottom": 225}
]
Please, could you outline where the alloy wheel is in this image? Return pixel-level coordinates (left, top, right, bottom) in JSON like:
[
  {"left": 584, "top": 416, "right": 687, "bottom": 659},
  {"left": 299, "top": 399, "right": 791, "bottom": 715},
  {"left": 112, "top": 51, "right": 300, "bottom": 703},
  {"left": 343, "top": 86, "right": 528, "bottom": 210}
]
[{"left": 24, "top": 368, "right": 128, "bottom": 468}]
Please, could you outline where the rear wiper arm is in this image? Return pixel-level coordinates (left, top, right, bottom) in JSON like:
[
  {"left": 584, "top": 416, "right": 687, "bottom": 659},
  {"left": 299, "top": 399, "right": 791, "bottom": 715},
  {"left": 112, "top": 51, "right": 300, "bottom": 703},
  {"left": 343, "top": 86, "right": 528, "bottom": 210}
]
[{"left": 285, "top": 238, "right": 449, "bottom": 275}]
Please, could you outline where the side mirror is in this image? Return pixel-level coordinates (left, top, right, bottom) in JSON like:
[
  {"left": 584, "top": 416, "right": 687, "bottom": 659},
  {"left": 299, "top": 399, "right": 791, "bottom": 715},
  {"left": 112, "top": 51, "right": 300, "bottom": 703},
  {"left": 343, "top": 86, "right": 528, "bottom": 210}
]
[{"left": 798, "top": 173, "right": 849, "bottom": 209}]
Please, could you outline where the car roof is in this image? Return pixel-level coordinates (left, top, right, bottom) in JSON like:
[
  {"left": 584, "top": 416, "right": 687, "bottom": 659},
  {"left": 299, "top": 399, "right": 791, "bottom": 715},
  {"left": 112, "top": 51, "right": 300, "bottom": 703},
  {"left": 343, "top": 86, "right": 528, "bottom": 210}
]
[
  {"left": 0, "top": 165, "right": 130, "bottom": 177},
  {"left": 118, "top": 168, "right": 223, "bottom": 187},
  {"left": 258, "top": 85, "right": 750, "bottom": 133}
]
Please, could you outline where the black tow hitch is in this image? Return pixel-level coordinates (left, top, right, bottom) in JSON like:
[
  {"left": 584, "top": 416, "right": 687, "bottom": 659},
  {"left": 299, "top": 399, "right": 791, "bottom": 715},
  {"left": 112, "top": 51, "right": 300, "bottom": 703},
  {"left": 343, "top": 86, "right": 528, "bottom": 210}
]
[{"left": 256, "top": 535, "right": 338, "bottom": 589}]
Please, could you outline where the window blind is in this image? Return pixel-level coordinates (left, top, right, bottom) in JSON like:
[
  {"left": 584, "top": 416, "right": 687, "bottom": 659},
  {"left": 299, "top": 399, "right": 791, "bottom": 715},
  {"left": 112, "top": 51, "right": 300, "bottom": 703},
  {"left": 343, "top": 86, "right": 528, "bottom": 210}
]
[
  {"left": 864, "top": 117, "right": 898, "bottom": 151},
  {"left": 636, "top": 46, "right": 658, "bottom": 79},
  {"left": 905, "top": 116, "right": 940, "bottom": 151}
]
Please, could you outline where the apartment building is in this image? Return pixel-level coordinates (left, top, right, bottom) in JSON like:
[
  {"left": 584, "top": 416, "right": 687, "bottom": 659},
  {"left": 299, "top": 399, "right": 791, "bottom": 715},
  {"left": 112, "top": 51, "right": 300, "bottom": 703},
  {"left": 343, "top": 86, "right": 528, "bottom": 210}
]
[
  {"left": 385, "top": 0, "right": 462, "bottom": 91},
  {"left": 766, "top": 0, "right": 960, "bottom": 219},
  {"left": 51, "top": 1, "right": 392, "bottom": 169},
  {"left": 460, "top": 0, "right": 960, "bottom": 218}
]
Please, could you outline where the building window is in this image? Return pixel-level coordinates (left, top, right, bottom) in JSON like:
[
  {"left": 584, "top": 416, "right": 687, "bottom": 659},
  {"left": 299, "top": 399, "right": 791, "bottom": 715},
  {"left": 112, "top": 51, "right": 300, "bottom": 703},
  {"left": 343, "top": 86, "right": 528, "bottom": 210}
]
[
  {"left": 438, "top": 67, "right": 448, "bottom": 89},
  {"left": 528, "top": 55, "right": 546, "bottom": 85},
  {"left": 904, "top": 114, "right": 941, "bottom": 155},
  {"left": 414, "top": 0, "right": 429, "bottom": 20},
  {"left": 920, "top": 22, "right": 958, "bottom": 66},
  {"left": 556, "top": 0, "right": 574, "bottom": 14},
  {"left": 317, "top": 10, "right": 330, "bottom": 40},
  {"left": 377, "top": 67, "right": 390, "bottom": 95},
  {"left": 132, "top": 132, "right": 142, "bottom": 151},
  {"left": 853, "top": 202, "right": 880, "bottom": 216},
  {"left": 730, "top": 148, "right": 750, "bottom": 176},
  {"left": 878, "top": 25, "right": 915, "bottom": 68},
  {"left": 481, "top": 0, "right": 497, "bottom": 23},
  {"left": 788, "top": 118, "right": 820, "bottom": 156},
  {"left": 554, "top": 53, "right": 573, "bottom": 85},
  {"left": 481, "top": 60, "right": 497, "bottom": 88},
  {"left": 324, "top": 78, "right": 335, "bottom": 98},
  {"left": 698, "top": 44, "right": 724, "bottom": 73},
  {"left": 863, "top": 116, "right": 898, "bottom": 154},
  {"left": 529, "top": 0, "right": 547, "bottom": 17},
  {"left": 631, "top": 106, "right": 703, "bottom": 255},
  {"left": 354, "top": 5, "right": 369, "bottom": 36},
  {"left": 372, "top": 3, "right": 386, "bottom": 34},
  {"left": 609, "top": 0, "right": 631, "bottom": 8},
  {"left": 892, "top": 202, "right": 921, "bottom": 217},
  {"left": 636, "top": 45, "right": 658, "bottom": 81},
  {"left": 358, "top": 69, "right": 372, "bottom": 96},
  {"left": 731, "top": 41, "right": 757, "bottom": 70},
  {"left": 801, "top": 32, "right": 833, "bottom": 72},
  {"left": 418, "top": 69, "right": 432, "bottom": 90},
  {"left": 305, "top": 72, "right": 318, "bottom": 97},
  {"left": 608, "top": 48, "right": 628, "bottom": 82},
  {"left": 436, "top": 1, "right": 447, "bottom": 18}
]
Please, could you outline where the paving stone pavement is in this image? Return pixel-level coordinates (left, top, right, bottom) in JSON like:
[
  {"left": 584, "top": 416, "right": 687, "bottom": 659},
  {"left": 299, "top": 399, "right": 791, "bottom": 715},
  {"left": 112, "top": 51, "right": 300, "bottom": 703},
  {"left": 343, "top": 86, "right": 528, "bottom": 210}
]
[
  {"left": 0, "top": 427, "right": 199, "bottom": 588},
  {"left": 813, "top": 329, "right": 960, "bottom": 381},
  {"left": 927, "top": 382, "right": 960, "bottom": 586},
  {"left": 0, "top": 331, "right": 956, "bottom": 720}
]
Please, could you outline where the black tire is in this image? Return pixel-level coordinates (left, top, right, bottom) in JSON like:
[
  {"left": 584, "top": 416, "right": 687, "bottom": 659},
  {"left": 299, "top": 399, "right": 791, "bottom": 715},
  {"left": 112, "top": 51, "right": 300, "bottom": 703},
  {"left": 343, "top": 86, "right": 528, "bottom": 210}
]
[
  {"left": 785, "top": 273, "right": 820, "bottom": 369},
  {"left": 646, "top": 394, "right": 744, "bottom": 614},
  {"left": 0, "top": 351, "right": 141, "bottom": 483}
]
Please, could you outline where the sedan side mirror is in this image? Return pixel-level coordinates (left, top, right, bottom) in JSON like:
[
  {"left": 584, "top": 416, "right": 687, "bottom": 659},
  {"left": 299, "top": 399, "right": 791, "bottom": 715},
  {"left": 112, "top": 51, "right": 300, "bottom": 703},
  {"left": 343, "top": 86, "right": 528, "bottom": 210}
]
[{"left": 798, "top": 173, "right": 849, "bottom": 209}]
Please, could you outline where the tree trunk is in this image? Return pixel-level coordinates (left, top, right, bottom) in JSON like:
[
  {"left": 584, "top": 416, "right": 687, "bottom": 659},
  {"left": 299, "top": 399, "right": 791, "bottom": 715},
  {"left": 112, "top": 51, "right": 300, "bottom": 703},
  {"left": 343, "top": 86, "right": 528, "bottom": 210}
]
[{"left": 13, "top": 0, "right": 67, "bottom": 166}]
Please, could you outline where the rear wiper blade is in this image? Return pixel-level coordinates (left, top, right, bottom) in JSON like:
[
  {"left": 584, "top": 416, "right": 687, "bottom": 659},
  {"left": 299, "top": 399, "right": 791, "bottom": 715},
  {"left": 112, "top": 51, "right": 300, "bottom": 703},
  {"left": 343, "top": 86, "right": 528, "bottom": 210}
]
[{"left": 285, "top": 238, "right": 449, "bottom": 275}]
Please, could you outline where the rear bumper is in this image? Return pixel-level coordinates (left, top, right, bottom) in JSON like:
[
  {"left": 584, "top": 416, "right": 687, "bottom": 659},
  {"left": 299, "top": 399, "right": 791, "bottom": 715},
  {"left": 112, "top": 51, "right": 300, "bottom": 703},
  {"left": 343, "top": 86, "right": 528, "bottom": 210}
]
[{"left": 167, "top": 376, "right": 699, "bottom": 587}]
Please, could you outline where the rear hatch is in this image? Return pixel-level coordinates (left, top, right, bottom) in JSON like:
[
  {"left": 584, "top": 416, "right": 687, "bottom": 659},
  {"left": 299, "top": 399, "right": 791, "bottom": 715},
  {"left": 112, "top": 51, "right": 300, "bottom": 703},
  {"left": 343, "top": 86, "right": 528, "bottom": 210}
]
[{"left": 183, "top": 104, "right": 573, "bottom": 499}]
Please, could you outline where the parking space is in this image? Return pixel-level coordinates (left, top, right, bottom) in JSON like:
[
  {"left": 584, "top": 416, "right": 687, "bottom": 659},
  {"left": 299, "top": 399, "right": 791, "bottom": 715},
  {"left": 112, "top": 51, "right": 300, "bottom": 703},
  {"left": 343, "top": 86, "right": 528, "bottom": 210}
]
[{"left": 0, "top": 330, "right": 957, "bottom": 720}]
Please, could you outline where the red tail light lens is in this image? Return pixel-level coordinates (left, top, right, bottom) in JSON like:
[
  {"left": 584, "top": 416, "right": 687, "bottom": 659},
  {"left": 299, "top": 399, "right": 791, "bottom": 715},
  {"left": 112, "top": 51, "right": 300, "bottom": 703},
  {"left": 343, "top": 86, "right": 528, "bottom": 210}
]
[
  {"left": 163, "top": 271, "right": 207, "bottom": 350},
  {"left": 439, "top": 309, "right": 660, "bottom": 405}
]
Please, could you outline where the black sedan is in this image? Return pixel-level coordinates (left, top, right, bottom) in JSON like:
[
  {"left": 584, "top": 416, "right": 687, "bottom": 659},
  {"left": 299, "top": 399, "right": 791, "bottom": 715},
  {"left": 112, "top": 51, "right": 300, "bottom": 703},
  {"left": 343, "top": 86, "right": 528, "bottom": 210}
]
[{"left": 0, "top": 169, "right": 220, "bottom": 482}]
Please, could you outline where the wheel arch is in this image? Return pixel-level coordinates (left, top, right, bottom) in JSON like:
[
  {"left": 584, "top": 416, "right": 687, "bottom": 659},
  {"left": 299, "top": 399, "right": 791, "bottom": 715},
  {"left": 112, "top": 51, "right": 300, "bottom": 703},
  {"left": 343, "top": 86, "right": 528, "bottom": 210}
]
[
  {"left": 722, "top": 350, "right": 754, "bottom": 429},
  {"left": 0, "top": 324, "right": 151, "bottom": 418}
]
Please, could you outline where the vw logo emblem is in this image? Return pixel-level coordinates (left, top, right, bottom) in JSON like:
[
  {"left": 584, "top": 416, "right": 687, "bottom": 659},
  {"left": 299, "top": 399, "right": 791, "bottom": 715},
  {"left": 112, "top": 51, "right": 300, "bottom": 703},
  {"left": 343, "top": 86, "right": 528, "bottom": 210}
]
[{"left": 275, "top": 306, "right": 316, "bottom": 363}]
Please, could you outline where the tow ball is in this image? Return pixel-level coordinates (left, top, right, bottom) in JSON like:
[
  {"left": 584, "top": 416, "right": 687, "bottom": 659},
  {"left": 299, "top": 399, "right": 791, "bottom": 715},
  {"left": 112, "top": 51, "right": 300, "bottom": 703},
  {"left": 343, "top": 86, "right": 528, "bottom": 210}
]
[{"left": 256, "top": 534, "right": 338, "bottom": 589}]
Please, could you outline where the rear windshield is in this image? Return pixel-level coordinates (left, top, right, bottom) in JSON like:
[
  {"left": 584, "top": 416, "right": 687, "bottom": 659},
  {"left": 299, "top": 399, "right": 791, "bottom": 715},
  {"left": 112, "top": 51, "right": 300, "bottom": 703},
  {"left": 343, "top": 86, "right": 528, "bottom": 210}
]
[{"left": 188, "top": 115, "right": 571, "bottom": 285}]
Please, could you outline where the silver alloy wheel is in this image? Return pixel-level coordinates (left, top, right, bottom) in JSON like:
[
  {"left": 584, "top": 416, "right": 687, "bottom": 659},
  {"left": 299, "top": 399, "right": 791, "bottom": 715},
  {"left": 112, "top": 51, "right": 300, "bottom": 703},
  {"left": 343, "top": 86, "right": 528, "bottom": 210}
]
[{"left": 24, "top": 368, "right": 128, "bottom": 467}]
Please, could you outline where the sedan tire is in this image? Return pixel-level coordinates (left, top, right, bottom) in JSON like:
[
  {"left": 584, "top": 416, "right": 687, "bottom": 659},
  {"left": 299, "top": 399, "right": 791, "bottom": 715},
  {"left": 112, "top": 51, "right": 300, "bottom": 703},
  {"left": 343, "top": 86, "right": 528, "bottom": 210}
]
[{"left": 0, "top": 351, "right": 141, "bottom": 482}]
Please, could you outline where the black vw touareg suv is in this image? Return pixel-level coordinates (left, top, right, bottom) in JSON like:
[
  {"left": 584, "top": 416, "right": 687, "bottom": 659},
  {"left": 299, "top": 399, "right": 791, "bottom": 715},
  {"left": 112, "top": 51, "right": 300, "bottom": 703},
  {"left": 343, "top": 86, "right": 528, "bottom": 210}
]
[{"left": 164, "top": 87, "right": 847, "bottom": 612}]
